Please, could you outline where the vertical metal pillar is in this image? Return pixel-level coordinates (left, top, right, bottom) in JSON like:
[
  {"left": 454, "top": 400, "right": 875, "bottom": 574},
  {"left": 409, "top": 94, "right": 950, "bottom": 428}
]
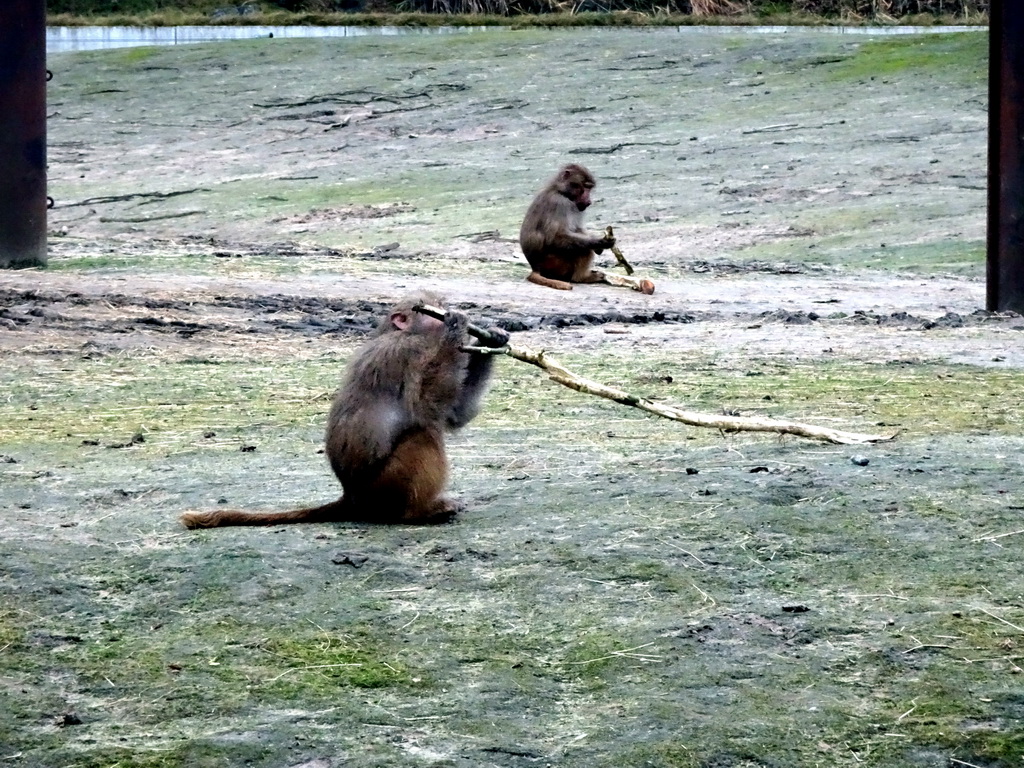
[
  {"left": 987, "top": 0, "right": 1024, "bottom": 312},
  {"left": 0, "top": 0, "right": 47, "bottom": 269}
]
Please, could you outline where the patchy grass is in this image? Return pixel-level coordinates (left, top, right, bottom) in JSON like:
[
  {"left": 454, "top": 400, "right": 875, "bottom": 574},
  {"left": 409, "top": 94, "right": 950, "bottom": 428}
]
[
  {"left": 0, "top": 606, "right": 420, "bottom": 764},
  {"left": 2, "top": 349, "right": 1023, "bottom": 458},
  {"left": 737, "top": 236, "right": 985, "bottom": 274},
  {"left": 0, "top": 352, "right": 345, "bottom": 459},
  {"left": 4, "top": 336, "right": 1024, "bottom": 765},
  {"left": 2, "top": 27, "right": 1015, "bottom": 768},
  {"left": 827, "top": 30, "right": 988, "bottom": 83}
]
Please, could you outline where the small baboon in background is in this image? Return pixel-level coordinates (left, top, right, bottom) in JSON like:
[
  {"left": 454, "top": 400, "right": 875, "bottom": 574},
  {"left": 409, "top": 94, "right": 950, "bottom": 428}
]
[{"left": 520, "top": 163, "right": 654, "bottom": 294}]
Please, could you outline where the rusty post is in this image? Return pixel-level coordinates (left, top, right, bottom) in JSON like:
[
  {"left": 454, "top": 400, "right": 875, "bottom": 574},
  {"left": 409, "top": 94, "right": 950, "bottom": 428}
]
[
  {"left": 987, "top": 0, "right": 1024, "bottom": 312},
  {"left": 0, "top": 0, "right": 47, "bottom": 269}
]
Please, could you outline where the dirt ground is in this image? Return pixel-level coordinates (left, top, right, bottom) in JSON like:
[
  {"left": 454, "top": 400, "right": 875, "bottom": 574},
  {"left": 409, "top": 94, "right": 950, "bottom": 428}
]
[{"left": 3, "top": 26, "right": 1023, "bottom": 768}]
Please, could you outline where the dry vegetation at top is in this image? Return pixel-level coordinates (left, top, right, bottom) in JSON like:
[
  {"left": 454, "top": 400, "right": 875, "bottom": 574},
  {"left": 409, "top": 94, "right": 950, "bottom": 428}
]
[{"left": 46, "top": 0, "right": 988, "bottom": 26}]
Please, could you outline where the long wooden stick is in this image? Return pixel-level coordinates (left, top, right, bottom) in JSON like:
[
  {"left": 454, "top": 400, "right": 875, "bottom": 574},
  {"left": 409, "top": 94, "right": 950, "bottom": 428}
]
[{"left": 415, "top": 304, "right": 896, "bottom": 446}]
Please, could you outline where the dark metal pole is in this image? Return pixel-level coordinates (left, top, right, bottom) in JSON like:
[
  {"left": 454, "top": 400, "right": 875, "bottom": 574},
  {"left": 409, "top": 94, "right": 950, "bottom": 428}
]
[
  {"left": 987, "top": 0, "right": 1024, "bottom": 312},
  {"left": 0, "top": 0, "right": 47, "bottom": 269}
]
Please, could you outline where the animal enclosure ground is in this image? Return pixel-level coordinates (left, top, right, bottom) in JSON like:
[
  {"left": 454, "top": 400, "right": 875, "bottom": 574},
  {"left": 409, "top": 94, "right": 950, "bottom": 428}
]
[{"left": 3, "top": 27, "right": 1024, "bottom": 768}]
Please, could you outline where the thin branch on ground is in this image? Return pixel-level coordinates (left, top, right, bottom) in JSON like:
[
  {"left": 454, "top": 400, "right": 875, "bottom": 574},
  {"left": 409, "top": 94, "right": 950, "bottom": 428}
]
[
  {"left": 978, "top": 607, "right": 1024, "bottom": 634},
  {"left": 972, "top": 527, "right": 1024, "bottom": 543}
]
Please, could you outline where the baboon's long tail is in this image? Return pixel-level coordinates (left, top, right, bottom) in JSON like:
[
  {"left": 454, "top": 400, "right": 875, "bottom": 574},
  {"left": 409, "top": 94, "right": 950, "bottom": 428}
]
[{"left": 179, "top": 497, "right": 350, "bottom": 529}]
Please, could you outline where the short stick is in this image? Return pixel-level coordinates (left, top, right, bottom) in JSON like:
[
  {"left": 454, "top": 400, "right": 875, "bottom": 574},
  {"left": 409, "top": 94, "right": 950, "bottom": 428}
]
[{"left": 604, "top": 226, "right": 635, "bottom": 275}]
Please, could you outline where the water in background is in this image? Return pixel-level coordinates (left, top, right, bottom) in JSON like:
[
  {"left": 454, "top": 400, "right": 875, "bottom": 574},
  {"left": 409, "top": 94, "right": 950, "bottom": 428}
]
[{"left": 47, "top": 24, "right": 981, "bottom": 53}]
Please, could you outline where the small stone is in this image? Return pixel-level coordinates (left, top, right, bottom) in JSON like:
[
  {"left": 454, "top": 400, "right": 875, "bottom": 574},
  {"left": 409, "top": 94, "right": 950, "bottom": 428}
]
[{"left": 332, "top": 552, "right": 369, "bottom": 568}]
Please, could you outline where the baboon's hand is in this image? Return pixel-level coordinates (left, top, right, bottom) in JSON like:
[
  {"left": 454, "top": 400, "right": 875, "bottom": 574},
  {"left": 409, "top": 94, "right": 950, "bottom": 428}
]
[
  {"left": 596, "top": 232, "right": 616, "bottom": 253},
  {"left": 481, "top": 327, "right": 510, "bottom": 348},
  {"left": 443, "top": 310, "right": 469, "bottom": 341}
]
